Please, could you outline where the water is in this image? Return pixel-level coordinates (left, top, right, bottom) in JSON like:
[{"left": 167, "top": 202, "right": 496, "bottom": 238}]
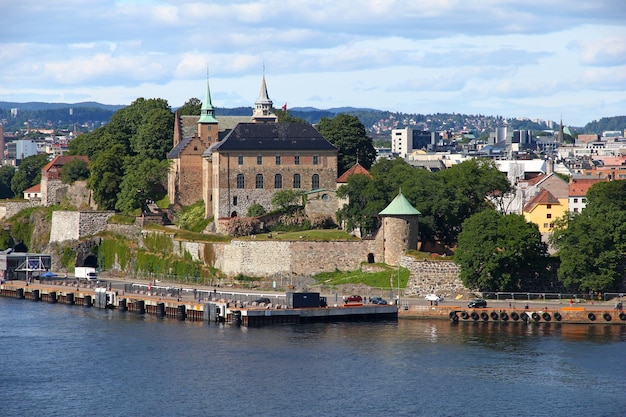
[{"left": 1, "top": 298, "right": 625, "bottom": 417}]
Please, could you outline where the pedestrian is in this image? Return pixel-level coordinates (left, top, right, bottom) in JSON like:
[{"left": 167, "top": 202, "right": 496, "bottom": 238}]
[{"left": 569, "top": 299, "right": 573, "bottom": 306}]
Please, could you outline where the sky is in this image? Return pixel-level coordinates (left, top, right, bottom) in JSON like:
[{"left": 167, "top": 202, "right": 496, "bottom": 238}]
[{"left": 1, "top": 1, "right": 625, "bottom": 127}]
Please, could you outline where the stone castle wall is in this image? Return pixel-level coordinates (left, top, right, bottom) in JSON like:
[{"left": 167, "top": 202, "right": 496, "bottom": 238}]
[
  {"left": 401, "top": 258, "right": 470, "bottom": 298},
  {"left": 50, "top": 211, "right": 115, "bottom": 242}
]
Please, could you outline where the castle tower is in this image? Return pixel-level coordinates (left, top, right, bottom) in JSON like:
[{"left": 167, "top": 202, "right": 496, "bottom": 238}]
[
  {"left": 252, "top": 70, "right": 278, "bottom": 123},
  {"left": 198, "top": 73, "right": 219, "bottom": 144},
  {"left": 379, "top": 191, "right": 420, "bottom": 266}
]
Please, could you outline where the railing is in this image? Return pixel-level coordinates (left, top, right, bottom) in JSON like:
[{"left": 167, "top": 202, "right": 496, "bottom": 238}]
[{"left": 482, "top": 291, "right": 625, "bottom": 303}]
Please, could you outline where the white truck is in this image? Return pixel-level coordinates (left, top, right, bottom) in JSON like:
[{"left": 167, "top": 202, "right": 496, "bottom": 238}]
[{"left": 75, "top": 266, "right": 98, "bottom": 281}]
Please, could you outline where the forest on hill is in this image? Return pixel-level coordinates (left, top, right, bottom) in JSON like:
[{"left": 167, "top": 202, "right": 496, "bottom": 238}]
[{"left": 1, "top": 101, "right": 623, "bottom": 136}]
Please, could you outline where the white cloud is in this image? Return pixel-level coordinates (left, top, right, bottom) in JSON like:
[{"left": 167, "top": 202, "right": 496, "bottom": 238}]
[{"left": 1, "top": 0, "right": 625, "bottom": 125}]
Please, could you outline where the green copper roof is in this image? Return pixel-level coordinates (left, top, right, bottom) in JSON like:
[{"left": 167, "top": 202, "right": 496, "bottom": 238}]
[
  {"left": 199, "top": 77, "right": 218, "bottom": 124},
  {"left": 379, "top": 192, "right": 421, "bottom": 216}
]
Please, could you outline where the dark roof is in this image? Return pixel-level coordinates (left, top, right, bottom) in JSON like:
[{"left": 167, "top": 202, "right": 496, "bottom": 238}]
[
  {"left": 167, "top": 136, "right": 192, "bottom": 159},
  {"left": 210, "top": 122, "right": 337, "bottom": 152}
]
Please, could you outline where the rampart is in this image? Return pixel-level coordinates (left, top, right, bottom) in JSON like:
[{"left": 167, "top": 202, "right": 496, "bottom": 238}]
[{"left": 50, "top": 211, "right": 115, "bottom": 242}]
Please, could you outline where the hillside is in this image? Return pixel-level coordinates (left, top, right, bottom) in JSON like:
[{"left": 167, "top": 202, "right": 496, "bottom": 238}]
[{"left": 1, "top": 100, "right": 623, "bottom": 137}]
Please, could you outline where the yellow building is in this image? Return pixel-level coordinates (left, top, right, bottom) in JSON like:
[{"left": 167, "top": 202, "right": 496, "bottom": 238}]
[{"left": 522, "top": 189, "right": 568, "bottom": 233}]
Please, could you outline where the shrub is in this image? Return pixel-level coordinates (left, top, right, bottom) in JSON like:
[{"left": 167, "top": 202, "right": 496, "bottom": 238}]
[
  {"left": 247, "top": 203, "right": 266, "bottom": 217},
  {"left": 227, "top": 217, "right": 261, "bottom": 237}
]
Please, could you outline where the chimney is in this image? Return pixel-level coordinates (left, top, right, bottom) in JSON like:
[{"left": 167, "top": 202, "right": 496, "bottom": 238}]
[{"left": 173, "top": 111, "right": 181, "bottom": 147}]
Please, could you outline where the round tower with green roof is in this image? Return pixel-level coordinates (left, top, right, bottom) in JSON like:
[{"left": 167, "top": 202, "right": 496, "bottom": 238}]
[{"left": 379, "top": 191, "right": 421, "bottom": 266}]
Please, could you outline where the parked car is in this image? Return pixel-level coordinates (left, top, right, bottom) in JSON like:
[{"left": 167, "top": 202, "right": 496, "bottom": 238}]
[
  {"left": 344, "top": 295, "right": 363, "bottom": 303},
  {"left": 253, "top": 297, "right": 271, "bottom": 304},
  {"left": 370, "top": 297, "right": 388, "bottom": 305},
  {"left": 468, "top": 299, "right": 487, "bottom": 308},
  {"left": 425, "top": 294, "right": 444, "bottom": 302}
]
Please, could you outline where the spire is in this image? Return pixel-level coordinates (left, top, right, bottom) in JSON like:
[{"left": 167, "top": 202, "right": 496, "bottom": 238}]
[
  {"left": 199, "top": 68, "right": 218, "bottom": 124},
  {"left": 252, "top": 66, "right": 277, "bottom": 123}
]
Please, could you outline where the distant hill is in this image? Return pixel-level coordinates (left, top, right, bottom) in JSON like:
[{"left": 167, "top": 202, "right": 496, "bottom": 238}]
[
  {"left": 0, "top": 101, "right": 125, "bottom": 112},
  {"left": 1, "top": 101, "right": 623, "bottom": 137}
]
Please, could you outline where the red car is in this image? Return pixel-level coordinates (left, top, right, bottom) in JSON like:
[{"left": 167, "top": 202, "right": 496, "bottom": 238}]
[{"left": 344, "top": 295, "right": 363, "bottom": 303}]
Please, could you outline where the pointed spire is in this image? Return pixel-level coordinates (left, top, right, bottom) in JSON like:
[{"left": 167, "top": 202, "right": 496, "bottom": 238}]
[
  {"left": 199, "top": 67, "right": 218, "bottom": 124},
  {"left": 252, "top": 66, "right": 277, "bottom": 123}
]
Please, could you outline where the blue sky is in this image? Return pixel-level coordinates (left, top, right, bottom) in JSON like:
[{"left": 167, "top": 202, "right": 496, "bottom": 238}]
[{"left": 1, "top": 0, "right": 625, "bottom": 126}]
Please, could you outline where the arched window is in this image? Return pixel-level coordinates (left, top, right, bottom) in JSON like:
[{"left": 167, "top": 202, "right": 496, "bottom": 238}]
[
  {"left": 293, "top": 173, "right": 301, "bottom": 188},
  {"left": 311, "top": 174, "right": 320, "bottom": 189},
  {"left": 274, "top": 174, "right": 283, "bottom": 189},
  {"left": 256, "top": 174, "right": 264, "bottom": 189},
  {"left": 237, "top": 174, "right": 245, "bottom": 189}
]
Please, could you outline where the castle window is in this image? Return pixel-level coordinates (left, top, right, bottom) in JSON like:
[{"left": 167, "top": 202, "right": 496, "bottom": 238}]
[
  {"left": 294, "top": 155, "right": 300, "bottom": 165},
  {"left": 238, "top": 155, "right": 244, "bottom": 165},
  {"left": 256, "top": 174, "right": 264, "bottom": 189},
  {"left": 311, "top": 174, "right": 319, "bottom": 189},
  {"left": 276, "top": 155, "right": 281, "bottom": 165},
  {"left": 293, "top": 174, "right": 301, "bottom": 188},
  {"left": 313, "top": 155, "right": 319, "bottom": 165},
  {"left": 257, "top": 155, "right": 263, "bottom": 165},
  {"left": 237, "top": 174, "right": 245, "bottom": 189},
  {"left": 233, "top": 196, "right": 238, "bottom": 206},
  {"left": 546, "top": 204, "right": 552, "bottom": 209},
  {"left": 274, "top": 174, "right": 283, "bottom": 189},
  {"left": 573, "top": 198, "right": 578, "bottom": 203},
  {"left": 546, "top": 213, "right": 552, "bottom": 219}
]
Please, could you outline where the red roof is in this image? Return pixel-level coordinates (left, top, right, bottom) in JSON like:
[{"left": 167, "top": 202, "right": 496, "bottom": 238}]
[
  {"left": 24, "top": 184, "right": 41, "bottom": 193},
  {"left": 523, "top": 189, "right": 560, "bottom": 212},
  {"left": 337, "top": 162, "right": 371, "bottom": 183},
  {"left": 569, "top": 177, "right": 607, "bottom": 197}
]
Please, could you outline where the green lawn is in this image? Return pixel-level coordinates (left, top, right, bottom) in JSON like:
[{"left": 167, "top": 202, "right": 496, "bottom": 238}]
[{"left": 313, "top": 264, "right": 409, "bottom": 289}]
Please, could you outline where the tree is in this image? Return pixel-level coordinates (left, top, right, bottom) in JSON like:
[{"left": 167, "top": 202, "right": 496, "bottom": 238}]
[
  {"left": 550, "top": 181, "right": 626, "bottom": 292},
  {"left": 60, "top": 158, "right": 90, "bottom": 184},
  {"left": 131, "top": 107, "right": 174, "bottom": 160},
  {"left": 177, "top": 98, "right": 202, "bottom": 116},
  {"left": 247, "top": 203, "right": 267, "bottom": 217},
  {"left": 0, "top": 165, "right": 15, "bottom": 199},
  {"left": 336, "top": 172, "right": 379, "bottom": 235},
  {"left": 316, "top": 114, "right": 376, "bottom": 174},
  {"left": 11, "top": 154, "right": 49, "bottom": 196},
  {"left": 455, "top": 209, "right": 548, "bottom": 292},
  {"left": 272, "top": 189, "right": 303, "bottom": 212},
  {"left": 115, "top": 157, "right": 169, "bottom": 214},
  {"left": 275, "top": 109, "right": 307, "bottom": 124},
  {"left": 88, "top": 145, "right": 126, "bottom": 210}
]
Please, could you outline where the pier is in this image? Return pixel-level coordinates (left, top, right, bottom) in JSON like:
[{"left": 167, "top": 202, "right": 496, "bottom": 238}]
[{"left": 0, "top": 281, "right": 397, "bottom": 326}]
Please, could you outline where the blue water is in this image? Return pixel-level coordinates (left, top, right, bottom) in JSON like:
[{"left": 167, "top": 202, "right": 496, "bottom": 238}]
[{"left": 1, "top": 298, "right": 625, "bottom": 417}]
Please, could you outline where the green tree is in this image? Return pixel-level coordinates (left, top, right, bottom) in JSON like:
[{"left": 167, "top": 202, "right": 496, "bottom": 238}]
[
  {"left": 177, "top": 98, "right": 202, "bottom": 116},
  {"left": 115, "top": 157, "right": 169, "bottom": 214},
  {"left": 272, "top": 189, "right": 303, "bottom": 212},
  {"left": 276, "top": 109, "right": 307, "bottom": 124},
  {"left": 0, "top": 165, "right": 16, "bottom": 198},
  {"left": 550, "top": 181, "right": 626, "bottom": 292},
  {"left": 11, "top": 154, "right": 49, "bottom": 196},
  {"left": 88, "top": 145, "right": 126, "bottom": 210},
  {"left": 131, "top": 107, "right": 174, "bottom": 160},
  {"left": 60, "top": 158, "right": 90, "bottom": 184},
  {"left": 336, "top": 172, "right": 380, "bottom": 235},
  {"left": 316, "top": 113, "right": 376, "bottom": 174},
  {"left": 247, "top": 203, "right": 267, "bottom": 217},
  {"left": 455, "top": 209, "right": 548, "bottom": 291}
]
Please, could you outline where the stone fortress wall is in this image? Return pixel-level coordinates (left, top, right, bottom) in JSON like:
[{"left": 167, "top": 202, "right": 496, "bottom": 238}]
[{"left": 45, "top": 212, "right": 466, "bottom": 295}]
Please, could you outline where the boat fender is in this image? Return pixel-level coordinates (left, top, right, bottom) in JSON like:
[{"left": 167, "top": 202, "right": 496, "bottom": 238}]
[
  {"left": 531, "top": 312, "right": 540, "bottom": 321},
  {"left": 449, "top": 311, "right": 458, "bottom": 319},
  {"left": 461, "top": 311, "right": 469, "bottom": 320},
  {"left": 510, "top": 312, "right": 519, "bottom": 321},
  {"left": 588, "top": 312, "right": 596, "bottom": 321},
  {"left": 603, "top": 312, "right": 611, "bottom": 322},
  {"left": 542, "top": 312, "right": 551, "bottom": 321},
  {"left": 470, "top": 312, "right": 479, "bottom": 321},
  {"left": 480, "top": 312, "right": 489, "bottom": 321},
  {"left": 490, "top": 311, "right": 499, "bottom": 320},
  {"left": 553, "top": 312, "right": 562, "bottom": 321},
  {"left": 500, "top": 312, "right": 509, "bottom": 321},
  {"left": 620, "top": 312, "right": 626, "bottom": 321}
]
